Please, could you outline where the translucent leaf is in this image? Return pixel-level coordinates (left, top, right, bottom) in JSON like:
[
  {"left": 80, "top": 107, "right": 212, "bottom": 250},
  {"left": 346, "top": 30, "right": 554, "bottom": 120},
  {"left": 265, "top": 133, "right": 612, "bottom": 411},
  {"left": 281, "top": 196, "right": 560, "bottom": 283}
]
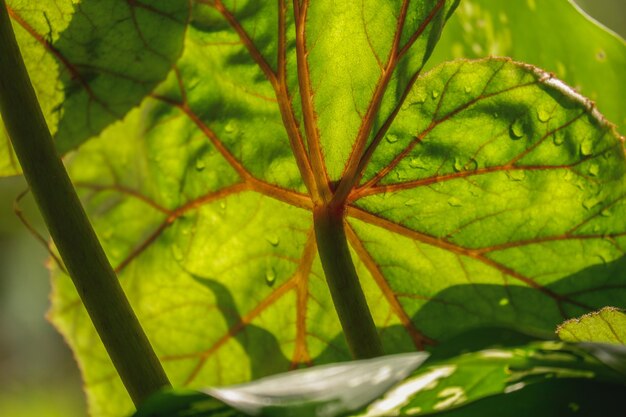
[
  {"left": 0, "top": 0, "right": 189, "bottom": 176},
  {"left": 557, "top": 306, "right": 626, "bottom": 345},
  {"left": 429, "top": 0, "right": 626, "bottom": 128},
  {"left": 42, "top": 3, "right": 626, "bottom": 416}
]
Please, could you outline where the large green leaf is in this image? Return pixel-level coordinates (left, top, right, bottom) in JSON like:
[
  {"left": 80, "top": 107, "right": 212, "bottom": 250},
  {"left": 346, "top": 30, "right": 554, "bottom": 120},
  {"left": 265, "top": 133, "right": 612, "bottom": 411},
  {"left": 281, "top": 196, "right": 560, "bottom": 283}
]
[
  {"left": 428, "top": 0, "right": 626, "bottom": 128},
  {"left": 0, "top": 0, "right": 189, "bottom": 176},
  {"left": 132, "top": 341, "right": 626, "bottom": 417},
  {"left": 45, "top": 2, "right": 626, "bottom": 416}
]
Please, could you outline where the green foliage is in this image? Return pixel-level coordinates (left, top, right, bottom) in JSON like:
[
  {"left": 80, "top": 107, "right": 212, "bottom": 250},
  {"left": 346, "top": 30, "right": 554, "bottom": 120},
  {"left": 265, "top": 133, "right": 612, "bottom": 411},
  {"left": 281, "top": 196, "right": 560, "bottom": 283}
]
[
  {"left": 1, "top": 1, "right": 626, "bottom": 416},
  {"left": 557, "top": 306, "right": 626, "bottom": 345},
  {"left": 0, "top": 0, "right": 188, "bottom": 176},
  {"left": 429, "top": 0, "right": 626, "bottom": 128},
  {"left": 132, "top": 339, "right": 626, "bottom": 416}
]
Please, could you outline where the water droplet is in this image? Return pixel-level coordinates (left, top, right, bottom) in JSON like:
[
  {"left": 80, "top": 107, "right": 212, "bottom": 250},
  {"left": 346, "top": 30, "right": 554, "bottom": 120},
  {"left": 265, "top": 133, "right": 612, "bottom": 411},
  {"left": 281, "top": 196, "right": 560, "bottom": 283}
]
[
  {"left": 265, "top": 267, "right": 277, "bottom": 286},
  {"left": 448, "top": 197, "right": 462, "bottom": 207},
  {"left": 601, "top": 208, "right": 612, "bottom": 217},
  {"left": 219, "top": 200, "right": 227, "bottom": 211},
  {"left": 553, "top": 132, "right": 565, "bottom": 146},
  {"left": 431, "top": 89, "right": 440, "bottom": 99},
  {"left": 493, "top": 112, "right": 499, "bottom": 119},
  {"left": 507, "top": 170, "right": 526, "bottom": 181},
  {"left": 409, "top": 156, "right": 425, "bottom": 169},
  {"left": 195, "top": 159, "right": 206, "bottom": 171},
  {"left": 172, "top": 244, "right": 183, "bottom": 261},
  {"left": 563, "top": 170, "right": 574, "bottom": 181},
  {"left": 266, "top": 234, "right": 280, "bottom": 247},
  {"left": 510, "top": 119, "right": 525, "bottom": 139},
  {"left": 588, "top": 163, "right": 600, "bottom": 176},
  {"left": 412, "top": 90, "right": 427, "bottom": 104},
  {"left": 404, "top": 198, "right": 418, "bottom": 206},
  {"left": 453, "top": 158, "right": 477, "bottom": 172},
  {"left": 464, "top": 86, "right": 472, "bottom": 94},
  {"left": 537, "top": 107, "right": 551, "bottom": 122},
  {"left": 395, "top": 170, "right": 408, "bottom": 180},
  {"left": 224, "top": 120, "right": 238, "bottom": 134},
  {"left": 464, "top": 158, "right": 478, "bottom": 171},
  {"left": 580, "top": 139, "right": 594, "bottom": 156},
  {"left": 583, "top": 196, "right": 600, "bottom": 210},
  {"left": 386, "top": 134, "right": 399, "bottom": 143},
  {"left": 499, "top": 298, "right": 510, "bottom": 306},
  {"left": 102, "top": 229, "right": 114, "bottom": 240}
]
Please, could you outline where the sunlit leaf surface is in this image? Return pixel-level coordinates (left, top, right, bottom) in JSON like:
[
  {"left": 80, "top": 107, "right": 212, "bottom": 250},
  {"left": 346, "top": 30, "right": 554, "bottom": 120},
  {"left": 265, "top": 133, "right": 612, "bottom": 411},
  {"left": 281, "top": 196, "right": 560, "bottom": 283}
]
[
  {"left": 429, "top": 0, "right": 626, "bottom": 128},
  {"left": 557, "top": 306, "right": 626, "bottom": 345},
  {"left": 0, "top": 0, "right": 188, "bottom": 176},
  {"left": 34, "top": 1, "right": 626, "bottom": 416}
]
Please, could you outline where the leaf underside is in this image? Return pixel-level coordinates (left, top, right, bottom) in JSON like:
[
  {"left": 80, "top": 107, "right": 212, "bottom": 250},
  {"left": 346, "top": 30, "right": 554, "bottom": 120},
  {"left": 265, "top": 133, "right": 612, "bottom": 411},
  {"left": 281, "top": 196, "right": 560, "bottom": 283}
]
[
  {"left": 4, "top": 1, "right": 620, "bottom": 416},
  {"left": 0, "top": 0, "right": 188, "bottom": 176},
  {"left": 429, "top": 0, "right": 626, "bottom": 129}
]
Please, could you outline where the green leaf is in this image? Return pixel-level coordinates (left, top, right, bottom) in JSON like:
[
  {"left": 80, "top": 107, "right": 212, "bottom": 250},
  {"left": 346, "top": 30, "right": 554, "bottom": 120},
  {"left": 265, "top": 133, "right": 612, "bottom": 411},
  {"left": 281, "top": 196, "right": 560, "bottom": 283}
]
[
  {"left": 0, "top": 0, "right": 189, "bottom": 176},
  {"left": 44, "top": 2, "right": 626, "bottom": 416},
  {"left": 557, "top": 306, "right": 626, "bottom": 345},
  {"left": 132, "top": 342, "right": 626, "bottom": 417},
  {"left": 428, "top": 0, "right": 626, "bottom": 128}
]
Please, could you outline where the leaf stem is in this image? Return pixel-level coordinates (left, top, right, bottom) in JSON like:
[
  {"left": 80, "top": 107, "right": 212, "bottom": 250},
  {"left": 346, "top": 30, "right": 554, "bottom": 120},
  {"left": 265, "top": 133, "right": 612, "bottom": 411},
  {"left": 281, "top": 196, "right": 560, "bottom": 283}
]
[
  {"left": 314, "top": 203, "right": 384, "bottom": 358},
  {"left": 0, "top": 0, "right": 170, "bottom": 405}
]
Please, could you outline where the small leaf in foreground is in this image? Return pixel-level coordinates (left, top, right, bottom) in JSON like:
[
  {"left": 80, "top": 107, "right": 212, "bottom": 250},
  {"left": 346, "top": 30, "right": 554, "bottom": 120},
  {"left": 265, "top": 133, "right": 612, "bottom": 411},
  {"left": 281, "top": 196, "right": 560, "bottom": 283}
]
[
  {"left": 132, "top": 340, "right": 626, "bottom": 417},
  {"left": 557, "top": 306, "right": 626, "bottom": 345}
]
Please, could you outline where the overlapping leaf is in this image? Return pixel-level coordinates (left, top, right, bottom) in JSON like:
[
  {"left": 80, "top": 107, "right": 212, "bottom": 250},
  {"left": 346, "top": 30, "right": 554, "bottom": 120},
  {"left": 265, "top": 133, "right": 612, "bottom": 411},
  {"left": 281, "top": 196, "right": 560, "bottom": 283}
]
[
  {"left": 132, "top": 341, "right": 626, "bottom": 417},
  {"left": 428, "top": 0, "right": 626, "bottom": 128},
  {"left": 557, "top": 306, "right": 626, "bottom": 345},
  {"left": 43, "top": 2, "right": 626, "bottom": 417},
  {"left": 0, "top": 0, "right": 188, "bottom": 176}
]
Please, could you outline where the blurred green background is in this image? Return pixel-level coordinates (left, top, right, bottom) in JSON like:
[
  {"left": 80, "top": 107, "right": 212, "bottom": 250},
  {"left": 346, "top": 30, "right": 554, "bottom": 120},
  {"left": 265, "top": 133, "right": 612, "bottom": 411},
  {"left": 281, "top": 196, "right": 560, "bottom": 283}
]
[{"left": 0, "top": 1, "right": 623, "bottom": 416}]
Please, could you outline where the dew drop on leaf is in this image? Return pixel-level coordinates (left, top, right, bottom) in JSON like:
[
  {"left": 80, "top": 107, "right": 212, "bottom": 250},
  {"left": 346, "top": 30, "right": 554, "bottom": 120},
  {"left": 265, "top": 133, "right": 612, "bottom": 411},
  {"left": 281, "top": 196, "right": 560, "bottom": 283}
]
[
  {"left": 499, "top": 298, "right": 510, "bottom": 306},
  {"left": 224, "top": 120, "right": 238, "bottom": 134},
  {"left": 601, "top": 208, "right": 612, "bottom": 217},
  {"left": 588, "top": 163, "right": 600, "bottom": 176},
  {"left": 404, "top": 198, "right": 418, "bottom": 207},
  {"left": 509, "top": 119, "right": 525, "bottom": 139},
  {"left": 453, "top": 158, "right": 463, "bottom": 172},
  {"left": 447, "top": 197, "right": 462, "bottom": 207},
  {"left": 431, "top": 89, "right": 440, "bottom": 99},
  {"left": 562, "top": 170, "right": 574, "bottom": 181},
  {"left": 507, "top": 170, "right": 526, "bottom": 181},
  {"left": 266, "top": 234, "right": 280, "bottom": 247},
  {"left": 411, "top": 89, "right": 427, "bottom": 104},
  {"left": 464, "top": 86, "right": 472, "bottom": 94},
  {"left": 265, "top": 267, "right": 277, "bottom": 286},
  {"left": 580, "top": 139, "right": 594, "bottom": 156},
  {"left": 409, "top": 156, "right": 425, "bottom": 169},
  {"left": 172, "top": 244, "right": 183, "bottom": 261},
  {"left": 537, "top": 107, "right": 551, "bottom": 122},
  {"left": 553, "top": 132, "right": 565, "bottom": 146},
  {"left": 195, "top": 158, "right": 206, "bottom": 171},
  {"left": 386, "top": 134, "right": 399, "bottom": 143},
  {"left": 583, "top": 196, "right": 601, "bottom": 210},
  {"left": 464, "top": 158, "right": 478, "bottom": 171},
  {"left": 395, "top": 170, "right": 408, "bottom": 180}
]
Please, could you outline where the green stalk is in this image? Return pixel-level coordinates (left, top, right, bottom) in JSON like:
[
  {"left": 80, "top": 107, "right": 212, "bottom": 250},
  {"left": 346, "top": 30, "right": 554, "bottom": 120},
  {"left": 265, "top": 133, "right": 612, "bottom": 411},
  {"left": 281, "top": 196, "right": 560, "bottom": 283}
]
[
  {"left": 0, "top": 1, "right": 170, "bottom": 405},
  {"left": 314, "top": 204, "right": 384, "bottom": 359}
]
